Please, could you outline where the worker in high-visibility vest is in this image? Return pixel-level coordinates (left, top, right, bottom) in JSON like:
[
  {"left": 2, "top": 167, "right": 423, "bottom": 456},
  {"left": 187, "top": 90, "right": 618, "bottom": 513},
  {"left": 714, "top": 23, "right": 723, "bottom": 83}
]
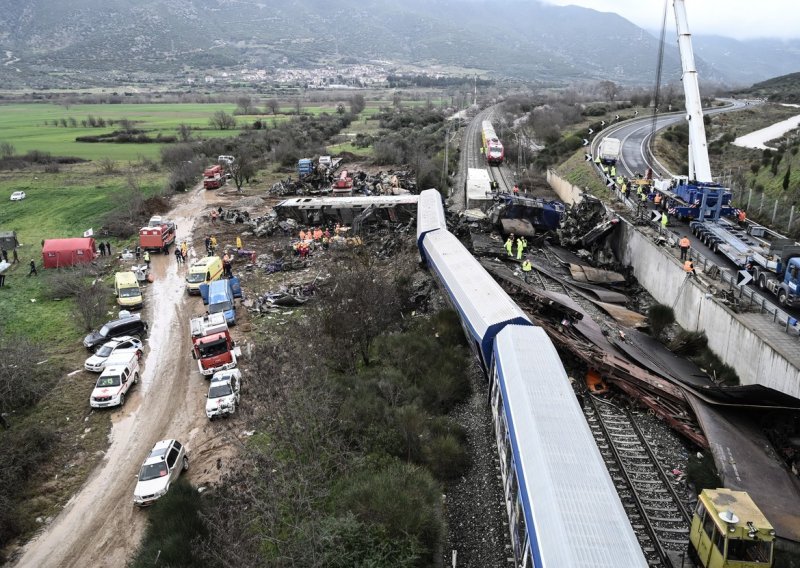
[
  {"left": 661, "top": 212, "right": 668, "bottom": 230},
  {"left": 684, "top": 259, "right": 696, "bottom": 276},
  {"left": 610, "top": 165, "right": 616, "bottom": 178},
  {"left": 505, "top": 236, "right": 514, "bottom": 256},
  {"left": 679, "top": 236, "right": 691, "bottom": 260},
  {"left": 516, "top": 237, "right": 525, "bottom": 260},
  {"left": 522, "top": 258, "right": 533, "bottom": 283}
]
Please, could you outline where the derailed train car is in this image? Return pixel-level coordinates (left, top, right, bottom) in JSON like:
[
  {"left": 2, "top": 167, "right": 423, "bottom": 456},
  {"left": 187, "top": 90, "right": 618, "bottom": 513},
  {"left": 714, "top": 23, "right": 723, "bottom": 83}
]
[{"left": 416, "top": 188, "right": 647, "bottom": 567}]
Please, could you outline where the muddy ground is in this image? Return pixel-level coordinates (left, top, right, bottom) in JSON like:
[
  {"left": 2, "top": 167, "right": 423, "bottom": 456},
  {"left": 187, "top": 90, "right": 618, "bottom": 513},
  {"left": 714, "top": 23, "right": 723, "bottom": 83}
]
[{"left": 13, "top": 185, "right": 246, "bottom": 568}]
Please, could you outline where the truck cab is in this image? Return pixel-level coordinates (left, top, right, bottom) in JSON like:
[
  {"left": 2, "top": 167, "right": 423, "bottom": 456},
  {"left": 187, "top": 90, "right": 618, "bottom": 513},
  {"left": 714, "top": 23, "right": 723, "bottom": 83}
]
[
  {"left": 189, "top": 313, "right": 240, "bottom": 376},
  {"left": 689, "top": 488, "right": 774, "bottom": 568}
]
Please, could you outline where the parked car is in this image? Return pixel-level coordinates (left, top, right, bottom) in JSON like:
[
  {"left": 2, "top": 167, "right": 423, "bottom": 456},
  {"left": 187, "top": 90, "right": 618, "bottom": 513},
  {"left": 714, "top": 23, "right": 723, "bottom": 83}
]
[
  {"left": 10, "top": 191, "right": 26, "bottom": 201},
  {"left": 84, "top": 335, "right": 143, "bottom": 372},
  {"left": 133, "top": 439, "right": 188, "bottom": 507},
  {"left": 83, "top": 314, "right": 147, "bottom": 351},
  {"left": 206, "top": 369, "right": 241, "bottom": 419},
  {"left": 89, "top": 352, "right": 139, "bottom": 408}
]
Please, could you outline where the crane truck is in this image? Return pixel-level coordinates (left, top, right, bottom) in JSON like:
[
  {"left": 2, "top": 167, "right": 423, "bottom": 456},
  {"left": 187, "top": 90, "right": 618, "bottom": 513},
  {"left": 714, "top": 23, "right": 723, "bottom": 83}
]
[
  {"left": 660, "top": 0, "right": 800, "bottom": 310},
  {"left": 667, "top": 4, "right": 779, "bottom": 567}
]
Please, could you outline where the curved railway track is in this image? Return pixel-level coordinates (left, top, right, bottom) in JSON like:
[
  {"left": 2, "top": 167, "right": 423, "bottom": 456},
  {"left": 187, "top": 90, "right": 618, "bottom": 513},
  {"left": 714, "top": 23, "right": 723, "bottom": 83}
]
[{"left": 586, "top": 396, "right": 692, "bottom": 568}]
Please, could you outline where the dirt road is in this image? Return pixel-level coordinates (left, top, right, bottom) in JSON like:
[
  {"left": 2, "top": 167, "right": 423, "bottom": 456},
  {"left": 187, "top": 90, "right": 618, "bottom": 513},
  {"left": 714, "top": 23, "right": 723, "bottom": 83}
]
[{"left": 15, "top": 186, "right": 237, "bottom": 568}]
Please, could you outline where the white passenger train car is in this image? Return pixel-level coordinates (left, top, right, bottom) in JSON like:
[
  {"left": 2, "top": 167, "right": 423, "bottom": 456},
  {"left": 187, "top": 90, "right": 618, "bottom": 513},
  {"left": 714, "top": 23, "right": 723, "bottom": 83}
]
[{"left": 416, "top": 189, "right": 647, "bottom": 567}]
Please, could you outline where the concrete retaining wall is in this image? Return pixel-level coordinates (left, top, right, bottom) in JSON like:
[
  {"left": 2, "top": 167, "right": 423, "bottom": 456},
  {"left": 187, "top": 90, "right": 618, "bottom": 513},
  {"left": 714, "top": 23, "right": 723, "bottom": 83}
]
[
  {"left": 546, "top": 169, "right": 584, "bottom": 205},
  {"left": 546, "top": 170, "right": 800, "bottom": 398},
  {"left": 610, "top": 218, "right": 800, "bottom": 398}
]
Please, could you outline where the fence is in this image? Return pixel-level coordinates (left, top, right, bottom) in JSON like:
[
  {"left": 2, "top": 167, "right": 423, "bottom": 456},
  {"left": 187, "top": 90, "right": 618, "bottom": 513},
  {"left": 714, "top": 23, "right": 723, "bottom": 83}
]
[{"left": 743, "top": 188, "right": 800, "bottom": 238}]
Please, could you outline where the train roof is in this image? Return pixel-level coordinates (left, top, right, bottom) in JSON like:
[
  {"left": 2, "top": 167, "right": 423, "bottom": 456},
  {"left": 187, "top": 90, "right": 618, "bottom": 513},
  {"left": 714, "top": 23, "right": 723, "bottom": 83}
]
[
  {"left": 416, "top": 189, "right": 448, "bottom": 247},
  {"left": 421, "top": 229, "right": 530, "bottom": 364},
  {"left": 494, "top": 325, "right": 648, "bottom": 567},
  {"left": 277, "top": 195, "right": 418, "bottom": 210}
]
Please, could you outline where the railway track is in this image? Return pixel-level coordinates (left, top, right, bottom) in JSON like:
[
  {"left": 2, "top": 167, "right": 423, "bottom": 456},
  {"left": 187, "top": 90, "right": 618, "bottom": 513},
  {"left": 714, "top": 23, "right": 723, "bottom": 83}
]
[{"left": 585, "top": 396, "right": 692, "bottom": 567}]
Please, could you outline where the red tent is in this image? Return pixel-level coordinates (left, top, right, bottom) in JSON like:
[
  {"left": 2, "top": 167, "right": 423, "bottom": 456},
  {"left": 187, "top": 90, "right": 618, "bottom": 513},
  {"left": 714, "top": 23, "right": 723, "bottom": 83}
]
[{"left": 42, "top": 238, "right": 97, "bottom": 269}]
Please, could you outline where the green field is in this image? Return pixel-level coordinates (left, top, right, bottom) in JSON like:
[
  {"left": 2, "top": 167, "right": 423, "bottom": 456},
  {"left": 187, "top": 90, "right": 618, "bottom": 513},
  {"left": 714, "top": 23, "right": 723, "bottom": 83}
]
[
  {"left": 0, "top": 102, "right": 344, "bottom": 161},
  {"left": 0, "top": 167, "right": 164, "bottom": 341}
]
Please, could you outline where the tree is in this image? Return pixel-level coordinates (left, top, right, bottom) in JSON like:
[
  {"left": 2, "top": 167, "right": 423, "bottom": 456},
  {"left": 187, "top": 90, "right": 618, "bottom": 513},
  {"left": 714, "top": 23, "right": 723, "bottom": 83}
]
[
  {"left": 177, "top": 123, "right": 192, "bottom": 142},
  {"left": 783, "top": 165, "right": 792, "bottom": 191},
  {"left": 597, "top": 80, "right": 620, "bottom": 102},
  {"left": 336, "top": 103, "right": 346, "bottom": 114},
  {"left": 209, "top": 110, "right": 236, "bottom": 130},
  {"left": 265, "top": 99, "right": 280, "bottom": 115},
  {"left": 294, "top": 97, "right": 303, "bottom": 115},
  {"left": 235, "top": 96, "right": 254, "bottom": 115},
  {"left": 350, "top": 94, "right": 366, "bottom": 115},
  {"left": 229, "top": 151, "right": 255, "bottom": 192},
  {"left": 0, "top": 142, "right": 14, "bottom": 158}
]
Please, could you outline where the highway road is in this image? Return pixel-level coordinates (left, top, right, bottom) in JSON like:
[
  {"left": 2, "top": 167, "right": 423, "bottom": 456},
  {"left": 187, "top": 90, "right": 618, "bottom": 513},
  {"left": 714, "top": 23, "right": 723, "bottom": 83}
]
[{"left": 592, "top": 98, "right": 752, "bottom": 178}]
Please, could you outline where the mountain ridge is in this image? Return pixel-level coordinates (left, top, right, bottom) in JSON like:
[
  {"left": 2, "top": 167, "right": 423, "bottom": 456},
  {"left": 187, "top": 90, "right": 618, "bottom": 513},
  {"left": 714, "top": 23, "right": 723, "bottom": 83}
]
[{"left": 0, "top": 0, "right": 797, "bottom": 89}]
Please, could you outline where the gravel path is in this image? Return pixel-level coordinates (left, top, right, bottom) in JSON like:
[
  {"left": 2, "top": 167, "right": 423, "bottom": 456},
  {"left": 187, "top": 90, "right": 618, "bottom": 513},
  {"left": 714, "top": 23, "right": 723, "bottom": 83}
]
[{"left": 441, "top": 362, "right": 509, "bottom": 568}]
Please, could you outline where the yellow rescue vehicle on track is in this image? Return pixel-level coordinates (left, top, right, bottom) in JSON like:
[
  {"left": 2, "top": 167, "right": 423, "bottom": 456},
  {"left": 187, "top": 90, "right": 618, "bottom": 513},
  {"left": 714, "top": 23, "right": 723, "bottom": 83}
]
[{"left": 689, "top": 488, "right": 774, "bottom": 568}]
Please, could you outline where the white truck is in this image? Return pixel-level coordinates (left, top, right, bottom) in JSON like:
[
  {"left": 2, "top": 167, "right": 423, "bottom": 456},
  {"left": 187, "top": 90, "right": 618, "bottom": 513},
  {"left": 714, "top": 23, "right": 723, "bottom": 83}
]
[
  {"left": 89, "top": 351, "right": 140, "bottom": 408},
  {"left": 597, "top": 137, "right": 621, "bottom": 166}
]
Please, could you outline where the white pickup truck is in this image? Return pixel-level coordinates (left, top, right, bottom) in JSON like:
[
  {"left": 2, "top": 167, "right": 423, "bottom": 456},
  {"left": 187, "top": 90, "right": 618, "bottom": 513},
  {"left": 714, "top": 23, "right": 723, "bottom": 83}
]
[{"left": 89, "top": 351, "right": 140, "bottom": 408}]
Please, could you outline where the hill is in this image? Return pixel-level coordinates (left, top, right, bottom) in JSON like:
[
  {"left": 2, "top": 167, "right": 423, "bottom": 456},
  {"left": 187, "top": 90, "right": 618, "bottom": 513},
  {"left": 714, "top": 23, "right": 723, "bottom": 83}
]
[
  {"left": 732, "top": 72, "right": 800, "bottom": 103},
  {"left": 0, "top": 0, "right": 797, "bottom": 89}
]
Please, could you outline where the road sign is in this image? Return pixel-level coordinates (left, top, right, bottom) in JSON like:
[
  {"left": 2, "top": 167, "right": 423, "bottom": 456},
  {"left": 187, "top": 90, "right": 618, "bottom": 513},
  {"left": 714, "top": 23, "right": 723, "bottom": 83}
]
[
  {"left": 600, "top": 120, "right": 605, "bottom": 126},
  {"left": 736, "top": 270, "right": 753, "bottom": 287},
  {"left": 582, "top": 139, "right": 589, "bottom": 146},
  {"left": 634, "top": 110, "right": 639, "bottom": 116},
  {"left": 607, "top": 179, "right": 615, "bottom": 188},
  {"left": 615, "top": 114, "right": 620, "bottom": 120},
  {"left": 650, "top": 210, "right": 661, "bottom": 223},
  {"left": 588, "top": 128, "right": 594, "bottom": 135},
  {"left": 584, "top": 153, "right": 592, "bottom": 161}
]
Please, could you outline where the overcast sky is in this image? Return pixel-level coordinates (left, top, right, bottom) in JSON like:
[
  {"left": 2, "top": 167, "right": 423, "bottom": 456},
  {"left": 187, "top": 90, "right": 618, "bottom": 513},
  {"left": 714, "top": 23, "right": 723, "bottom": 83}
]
[{"left": 541, "top": 0, "right": 800, "bottom": 40}]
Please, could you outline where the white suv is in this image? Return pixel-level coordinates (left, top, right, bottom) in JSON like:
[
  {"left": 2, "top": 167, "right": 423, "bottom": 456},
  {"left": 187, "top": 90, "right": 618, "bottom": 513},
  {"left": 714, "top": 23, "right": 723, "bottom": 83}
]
[
  {"left": 206, "top": 369, "right": 241, "bottom": 419},
  {"left": 84, "top": 335, "right": 143, "bottom": 372},
  {"left": 89, "top": 353, "right": 139, "bottom": 408},
  {"left": 133, "top": 439, "right": 188, "bottom": 506}
]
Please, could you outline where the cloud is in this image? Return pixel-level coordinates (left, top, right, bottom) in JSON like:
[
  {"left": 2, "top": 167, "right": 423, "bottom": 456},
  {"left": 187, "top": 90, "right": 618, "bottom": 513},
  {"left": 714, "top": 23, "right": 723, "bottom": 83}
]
[{"left": 541, "top": 0, "right": 800, "bottom": 40}]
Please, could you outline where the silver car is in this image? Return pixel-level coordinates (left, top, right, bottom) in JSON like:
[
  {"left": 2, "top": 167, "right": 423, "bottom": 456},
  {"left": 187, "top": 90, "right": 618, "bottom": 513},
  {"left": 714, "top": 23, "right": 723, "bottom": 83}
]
[{"left": 133, "top": 439, "right": 188, "bottom": 507}]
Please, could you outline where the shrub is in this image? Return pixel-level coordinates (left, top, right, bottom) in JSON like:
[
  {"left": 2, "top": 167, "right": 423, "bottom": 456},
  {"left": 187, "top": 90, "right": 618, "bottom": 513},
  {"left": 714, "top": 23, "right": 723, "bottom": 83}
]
[
  {"left": 129, "top": 480, "right": 207, "bottom": 568},
  {"left": 320, "top": 513, "right": 423, "bottom": 568},
  {"left": 335, "top": 462, "right": 442, "bottom": 566},
  {"left": 422, "top": 430, "right": 470, "bottom": 480},
  {"left": 0, "top": 424, "right": 57, "bottom": 553},
  {"left": 648, "top": 303, "right": 675, "bottom": 341}
]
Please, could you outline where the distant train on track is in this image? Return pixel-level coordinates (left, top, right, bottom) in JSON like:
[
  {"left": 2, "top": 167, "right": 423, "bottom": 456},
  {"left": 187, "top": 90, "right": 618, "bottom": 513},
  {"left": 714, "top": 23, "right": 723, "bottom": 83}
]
[
  {"left": 481, "top": 120, "right": 505, "bottom": 165},
  {"left": 416, "top": 189, "right": 647, "bottom": 567}
]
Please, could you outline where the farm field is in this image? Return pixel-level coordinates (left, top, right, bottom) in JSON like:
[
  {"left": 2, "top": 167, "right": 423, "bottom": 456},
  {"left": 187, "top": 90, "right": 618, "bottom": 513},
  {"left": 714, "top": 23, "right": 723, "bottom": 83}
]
[
  {"left": 0, "top": 166, "right": 165, "bottom": 341},
  {"left": 0, "top": 101, "right": 347, "bottom": 161}
]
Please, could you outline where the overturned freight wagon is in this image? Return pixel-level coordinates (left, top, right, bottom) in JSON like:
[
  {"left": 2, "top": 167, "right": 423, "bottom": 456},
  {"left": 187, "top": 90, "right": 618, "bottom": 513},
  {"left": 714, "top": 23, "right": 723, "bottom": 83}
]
[
  {"left": 274, "top": 195, "right": 419, "bottom": 226},
  {"left": 42, "top": 237, "right": 97, "bottom": 268}
]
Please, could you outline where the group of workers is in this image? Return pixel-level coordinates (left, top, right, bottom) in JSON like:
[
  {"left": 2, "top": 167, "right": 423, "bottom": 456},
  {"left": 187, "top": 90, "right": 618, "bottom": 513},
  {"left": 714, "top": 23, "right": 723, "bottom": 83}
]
[{"left": 504, "top": 233, "right": 528, "bottom": 260}]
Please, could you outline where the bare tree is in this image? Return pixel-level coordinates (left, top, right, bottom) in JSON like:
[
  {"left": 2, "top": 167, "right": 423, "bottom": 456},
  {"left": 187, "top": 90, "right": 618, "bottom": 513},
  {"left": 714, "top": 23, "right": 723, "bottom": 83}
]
[
  {"left": 350, "top": 94, "right": 366, "bottom": 114},
  {"left": 265, "top": 99, "right": 280, "bottom": 115},
  {"left": 294, "top": 97, "right": 303, "bottom": 115},
  {"left": 597, "top": 80, "right": 621, "bottom": 102},
  {"left": 235, "top": 96, "right": 254, "bottom": 115},
  {"left": 229, "top": 151, "right": 255, "bottom": 192},
  {"left": 0, "top": 339, "right": 59, "bottom": 418},
  {"left": 0, "top": 142, "right": 14, "bottom": 158},
  {"left": 209, "top": 110, "right": 237, "bottom": 130},
  {"left": 177, "top": 123, "right": 192, "bottom": 142}
]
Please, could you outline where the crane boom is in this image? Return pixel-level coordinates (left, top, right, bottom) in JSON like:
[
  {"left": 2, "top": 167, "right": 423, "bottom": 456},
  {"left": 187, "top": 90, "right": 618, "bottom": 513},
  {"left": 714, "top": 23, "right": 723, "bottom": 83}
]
[{"left": 673, "top": 0, "right": 712, "bottom": 183}]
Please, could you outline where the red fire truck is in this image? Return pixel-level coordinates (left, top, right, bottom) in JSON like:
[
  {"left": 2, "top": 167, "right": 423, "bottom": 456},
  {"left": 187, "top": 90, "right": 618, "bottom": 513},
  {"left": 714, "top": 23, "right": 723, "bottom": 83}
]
[
  {"left": 139, "top": 216, "right": 177, "bottom": 252},
  {"left": 203, "top": 165, "right": 226, "bottom": 190}
]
